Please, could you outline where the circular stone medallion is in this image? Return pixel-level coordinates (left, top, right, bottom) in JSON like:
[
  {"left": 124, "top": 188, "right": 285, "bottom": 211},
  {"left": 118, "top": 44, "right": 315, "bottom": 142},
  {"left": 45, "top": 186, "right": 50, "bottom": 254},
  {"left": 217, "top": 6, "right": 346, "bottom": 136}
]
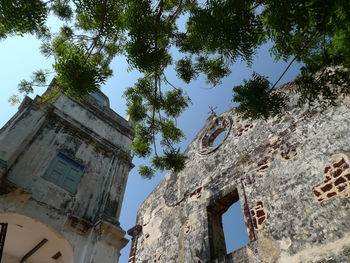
[{"left": 197, "top": 115, "right": 232, "bottom": 155}]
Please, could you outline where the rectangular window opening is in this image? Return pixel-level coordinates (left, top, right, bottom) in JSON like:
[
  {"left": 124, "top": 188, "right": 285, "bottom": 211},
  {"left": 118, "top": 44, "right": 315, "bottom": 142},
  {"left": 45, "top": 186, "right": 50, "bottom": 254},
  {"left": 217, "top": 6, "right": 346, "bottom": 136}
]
[
  {"left": 43, "top": 153, "right": 84, "bottom": 193},
  {"left": 207, "top": 189, "right": 249, "bottom": 260}
]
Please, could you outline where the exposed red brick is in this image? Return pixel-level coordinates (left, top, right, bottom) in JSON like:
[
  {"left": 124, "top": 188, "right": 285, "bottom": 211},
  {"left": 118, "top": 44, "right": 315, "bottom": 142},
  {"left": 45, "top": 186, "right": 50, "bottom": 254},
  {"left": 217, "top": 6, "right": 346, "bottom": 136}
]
[
  {"left": 289, "top": 123, "right": 297, "bottom": 131},
  {"left": 272, "top": 142, "right": 281, "bottom": 149},
  {"left": 343, "top": 163, "right": 349, "bottom": 169},
  {"left": 321, "top": 183, "right": 333, "bottom": 192},
  {"left": 256, "top": 210, "right": 265, "bottom": 217},
  {"left": 243, "top": 203, "right": 250, "bottom": 217},
  {"left": 245, "top": 220, "right": 255, "bottom": 241},
  {"left": 252, "top": 217, "right": 257, "bottom": 229},
  {"left": 325, "top": 175, "right": 332, "bottom": 181},
  {"left": 278, "top": 130, "right": 288, "bottom": 137},
  {"left": 257, "top": 201, "right": 263, "bottom": 207},
  {"left": 344, "top": 174, "right": 350, "bottom": 181},
  {"left": 257, "top": 157, "right": 269, "bottom": 166},
  {"left": 334, "top": 177, "right": 346, "bottom": 186},
  {"left": 332, "top": 169, "right": 343, "bottom": 178},
  {"left": 333, "top": 158, "right": 346, "bottom": 168},
  {"left": 313, "top": 190, "right": 321, "bottom": 197},
  {"left": 307, "top": 110, "right": 319, "bottom": 117},
  {"left": 190, "top": 187, "right": 202, "bottom": 197},
  {"left": 324, "top": 166, "right": 331, "bottom": 174},
  {"left": 326, "top": 192, "right": 337, "bottom": 198},
  {"left": 337, "top": 185, "right": 346, "bottom": 192},
  {"left": 318, "top": 198, "right": 324, "bottom": 202},
  {"left": 258, "top": 165, "right": 269, "bottom": 171},
  {"left": 258, "top": 216, "right": 266, "bottom": 225}
]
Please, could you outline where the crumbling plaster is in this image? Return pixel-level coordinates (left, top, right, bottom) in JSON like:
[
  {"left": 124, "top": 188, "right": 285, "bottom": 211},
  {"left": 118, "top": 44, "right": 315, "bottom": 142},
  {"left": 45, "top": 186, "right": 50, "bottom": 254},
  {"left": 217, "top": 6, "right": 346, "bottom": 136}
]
[{"left": 130, "top": 83, "right": 350, "bottom": 263}]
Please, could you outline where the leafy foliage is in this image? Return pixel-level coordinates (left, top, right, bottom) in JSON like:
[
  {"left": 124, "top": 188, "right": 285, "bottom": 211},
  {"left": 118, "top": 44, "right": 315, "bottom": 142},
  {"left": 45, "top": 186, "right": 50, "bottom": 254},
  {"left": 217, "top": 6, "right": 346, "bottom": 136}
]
[
  {"left": 0, "top": 0, "right": 48, "bottom": 38},
  {"left": 233, "top": 73, "right": 286, "bottom": 119},
  {"left": 53, "top": 42, "right": 110, "bottom": 97},
  {"left": 0, "top": 0, "right": 74, "bottom": 39},
  {"left": 3, "top": 0, "right": 350, "bottom": 178},
  {"left": 180, "top": 0, "right": 263, "bottom": 63},
  {"left": 138, "top": 165, "right": 155, "bottom": 179},
  {"left": 8, "top": 94, "right": 20, "bottom": 105},
  {"left": 124, "top": 75, "right": 190, "bottom": 177}
]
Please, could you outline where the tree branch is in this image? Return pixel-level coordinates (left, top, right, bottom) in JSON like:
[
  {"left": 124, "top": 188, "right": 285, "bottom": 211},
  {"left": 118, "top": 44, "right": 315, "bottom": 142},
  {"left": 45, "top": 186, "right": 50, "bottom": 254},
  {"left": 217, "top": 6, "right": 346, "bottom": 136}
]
[
  {"left": 84, "top": 0, "right": 109, "bottom": 62},
  {"left": 168, "top": 0, "right": 184, "bottom": 23},
  {"left": 270, "top": 31, "right": 318, "bottom": 90},
  {"left": 162, "top": 74, "right": 180, "bottom": 91}
]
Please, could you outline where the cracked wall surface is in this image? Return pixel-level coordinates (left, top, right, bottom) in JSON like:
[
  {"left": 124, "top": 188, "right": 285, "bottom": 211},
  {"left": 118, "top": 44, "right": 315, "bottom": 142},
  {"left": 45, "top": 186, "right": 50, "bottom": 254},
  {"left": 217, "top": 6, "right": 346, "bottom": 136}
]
[{"left": 129, "top": 82, "right": 350, "bottom": 263}]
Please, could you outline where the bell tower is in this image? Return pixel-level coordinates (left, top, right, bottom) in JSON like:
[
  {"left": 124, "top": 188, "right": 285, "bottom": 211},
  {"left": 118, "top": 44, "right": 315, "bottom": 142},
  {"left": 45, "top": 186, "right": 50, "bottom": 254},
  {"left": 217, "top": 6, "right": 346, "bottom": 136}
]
[{"left": 0, "top": 84, "right": 133, "bottom": 263}]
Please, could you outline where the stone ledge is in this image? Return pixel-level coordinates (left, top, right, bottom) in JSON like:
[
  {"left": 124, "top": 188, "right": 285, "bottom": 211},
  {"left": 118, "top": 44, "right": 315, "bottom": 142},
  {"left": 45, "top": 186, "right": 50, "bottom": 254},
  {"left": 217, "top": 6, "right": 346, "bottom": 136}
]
[
  {"left": 127, "top": 225, "right": 142, "bottom": 237},
  {"left": 96, "top": 220, "right": 129, "bottom": 249}
]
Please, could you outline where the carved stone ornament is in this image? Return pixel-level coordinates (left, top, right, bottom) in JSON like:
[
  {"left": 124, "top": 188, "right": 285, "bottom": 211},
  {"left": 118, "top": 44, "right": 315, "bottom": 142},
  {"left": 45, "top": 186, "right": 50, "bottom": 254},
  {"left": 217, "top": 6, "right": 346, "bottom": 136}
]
[{"left": 197, "top": 115, "right": 232, "bottom": 155}]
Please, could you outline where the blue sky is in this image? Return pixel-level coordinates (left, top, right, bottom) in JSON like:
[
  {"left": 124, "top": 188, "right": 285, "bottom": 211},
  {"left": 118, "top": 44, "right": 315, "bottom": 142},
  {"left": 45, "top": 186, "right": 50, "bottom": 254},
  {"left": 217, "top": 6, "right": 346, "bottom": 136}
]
[{"left": 0, "top": 28, "right": 301, "bottom": 261}]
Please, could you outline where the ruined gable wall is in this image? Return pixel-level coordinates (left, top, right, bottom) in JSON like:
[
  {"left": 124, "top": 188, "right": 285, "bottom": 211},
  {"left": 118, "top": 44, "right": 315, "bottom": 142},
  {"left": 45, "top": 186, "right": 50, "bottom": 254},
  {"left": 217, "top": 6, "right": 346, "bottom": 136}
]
[{"left": 130, "top": 83, "right": 350, "bottom": 263}]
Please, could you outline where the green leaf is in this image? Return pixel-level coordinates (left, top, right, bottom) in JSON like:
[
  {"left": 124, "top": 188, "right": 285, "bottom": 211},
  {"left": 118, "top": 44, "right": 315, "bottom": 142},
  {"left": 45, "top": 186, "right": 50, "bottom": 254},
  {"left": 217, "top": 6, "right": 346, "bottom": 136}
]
[
  {"left": 233, "top": 73, "right": 287, "bottom": 119},
  {"left": 138, "top": 165, "right": 155, "bottom": 179}
]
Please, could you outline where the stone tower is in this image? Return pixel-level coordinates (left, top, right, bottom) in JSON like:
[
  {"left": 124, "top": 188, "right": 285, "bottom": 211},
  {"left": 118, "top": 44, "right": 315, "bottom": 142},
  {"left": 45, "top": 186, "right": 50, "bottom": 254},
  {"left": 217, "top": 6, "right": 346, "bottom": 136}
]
[
  {"left": 128, "top": 82, "right": 350, "bottom": 263},
  {"left": 0, "top": 85, "right": 133, "bottom": 262}
]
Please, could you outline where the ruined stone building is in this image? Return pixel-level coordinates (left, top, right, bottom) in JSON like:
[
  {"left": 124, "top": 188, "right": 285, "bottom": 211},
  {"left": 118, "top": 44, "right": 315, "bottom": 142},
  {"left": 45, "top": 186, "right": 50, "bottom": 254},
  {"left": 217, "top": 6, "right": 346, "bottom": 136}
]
[
  {"left": 0, "top": 86, "right": 133, "bottom": 262},
  {"left": 128, "top": 83, "right": 350, "bottom": 263}
]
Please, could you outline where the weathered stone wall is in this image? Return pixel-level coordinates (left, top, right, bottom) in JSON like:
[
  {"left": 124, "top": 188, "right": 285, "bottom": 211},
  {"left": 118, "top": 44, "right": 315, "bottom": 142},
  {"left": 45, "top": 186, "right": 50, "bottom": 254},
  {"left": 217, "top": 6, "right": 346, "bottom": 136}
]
[
  {"left": 0, "top": 90, "right": 134, "bottom": 263},
  {"left": 129, "top": 83, "right": 350, "bottom": 263}
]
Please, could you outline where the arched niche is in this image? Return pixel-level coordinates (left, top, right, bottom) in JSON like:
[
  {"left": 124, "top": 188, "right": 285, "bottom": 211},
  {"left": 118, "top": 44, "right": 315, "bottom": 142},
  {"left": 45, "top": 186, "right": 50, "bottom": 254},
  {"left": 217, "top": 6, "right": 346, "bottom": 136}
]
[{"left": 0, "top": 213, "right": 74, "bottom": 263}]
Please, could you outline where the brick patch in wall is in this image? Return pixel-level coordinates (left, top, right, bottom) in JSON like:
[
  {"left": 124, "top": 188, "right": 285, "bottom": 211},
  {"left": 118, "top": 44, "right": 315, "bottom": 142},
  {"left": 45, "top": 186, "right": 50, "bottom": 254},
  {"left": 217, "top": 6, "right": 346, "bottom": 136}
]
[
  {"left": 251, "top": 201, "right": 267, "bottom": 230},
  {"left": 234, "top": 123, "right": 254, "bottom": 138},
  {"left": 313, "top": 153, "right": 350, "bottom": 202}
]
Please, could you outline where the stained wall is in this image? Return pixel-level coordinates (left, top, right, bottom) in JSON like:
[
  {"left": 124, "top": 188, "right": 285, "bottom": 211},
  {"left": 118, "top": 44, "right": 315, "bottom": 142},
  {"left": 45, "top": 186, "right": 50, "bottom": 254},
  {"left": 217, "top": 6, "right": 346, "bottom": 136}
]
[
  {"left": 0, "top": 88, "right": 134, "bottom": 263},
  {"left": 129, "top": 83, "right": 350, "bottom": 263}
]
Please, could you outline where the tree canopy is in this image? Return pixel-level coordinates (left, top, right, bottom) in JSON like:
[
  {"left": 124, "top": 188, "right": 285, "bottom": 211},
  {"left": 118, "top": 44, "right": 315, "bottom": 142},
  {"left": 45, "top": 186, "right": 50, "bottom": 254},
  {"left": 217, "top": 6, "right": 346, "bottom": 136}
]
[{"left": 1, "top": 0, "right": 349, "bottom": 178}]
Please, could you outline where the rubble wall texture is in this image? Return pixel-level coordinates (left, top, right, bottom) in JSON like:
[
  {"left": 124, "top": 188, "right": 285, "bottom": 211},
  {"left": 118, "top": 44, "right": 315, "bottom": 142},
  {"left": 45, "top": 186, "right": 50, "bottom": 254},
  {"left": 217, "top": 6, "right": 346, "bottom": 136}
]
[
  {"left": 0, "top": 90, "right": 134, "bottom": 263},
  {"left": 130, "top": 83, "right": 350, "bottom": 263}
]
